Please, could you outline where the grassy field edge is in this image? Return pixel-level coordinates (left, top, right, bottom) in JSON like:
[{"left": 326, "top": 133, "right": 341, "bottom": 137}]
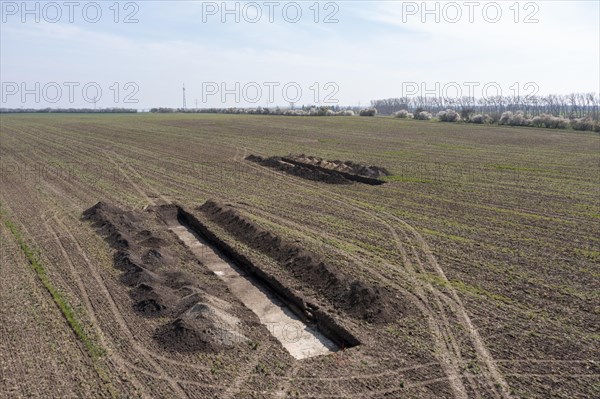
[{"left": 0, "top": 203, "right": 105, "bottom": 359}]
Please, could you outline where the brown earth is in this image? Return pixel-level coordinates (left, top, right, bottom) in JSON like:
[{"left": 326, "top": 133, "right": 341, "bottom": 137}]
[
  {"left": 157, "top": 202, "right": 362, "bottom": 349},
  {"left": 82, "top": 201, "right": 251, "bottom": 353},
  {"left": 246, "top": 154, "right": 390, "bottom": 185},
  {"left": 2, "top": 113, "right": 597, "bottom": 398},
  {"left": 0, "top": 221, "right": 114, "bottom": 398},
  {"left": 246, "top": 154, "right": 353, "bottom": 184},
  {"left": 287, "top": 154, "right": 391, "bottom": 178},
  {"left": 198, "top": 200, "right": 402, "bottom": 324},
  {"left": 83, "top": 201, "right": 363, "bottom": 354}
]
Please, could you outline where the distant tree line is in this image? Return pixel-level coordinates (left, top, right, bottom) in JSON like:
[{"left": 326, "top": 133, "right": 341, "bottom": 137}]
[
  {"left": 371, "top": 93, "right": 599, "bottom": 120},
  {"left": 0, "top": 108, "right": 138, "bottom": 113},
  {"left": 392, "top": 107, "right": 599, "bottom": 132},
  {"left": 149, "top": 105, "right": 366, "bottom": 116}
]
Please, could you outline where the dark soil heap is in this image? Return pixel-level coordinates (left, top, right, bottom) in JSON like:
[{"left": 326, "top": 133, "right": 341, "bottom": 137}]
[
  {"left": 246, "top": 154, "right": 389, "bottom": 185},
  {"left": 287, "top": 154, "right": 391, "bottom": 179},
  {"left": 245, "top": 154, "right": 353, "bottom": 184},
  {"left": 83, "top": 202, "right": 248, "bottom": 352},
  {"left": 199, "top": 200, "right": 399, "bottom": 324}
]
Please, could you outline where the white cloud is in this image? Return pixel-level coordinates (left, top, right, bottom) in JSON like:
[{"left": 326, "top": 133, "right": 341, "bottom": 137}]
[{"left": 1, "top": 1, "right": 597, "bottom": 108}]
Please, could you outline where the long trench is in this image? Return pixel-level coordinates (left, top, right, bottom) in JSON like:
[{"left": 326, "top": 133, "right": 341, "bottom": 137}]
[{"left": 169, "top": 224, "right": 340, "bottom": 359}]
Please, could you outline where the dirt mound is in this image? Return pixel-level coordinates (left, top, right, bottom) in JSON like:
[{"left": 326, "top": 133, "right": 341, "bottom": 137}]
[
  {"left": 130, "top": 283, "right": 167, "bottom": 316},
  {"left": 153, "top": 203, "right": 179, "bottom": 225},
  {"left": 162, "top": 270, "right": 198, "bottom": 290},
  {"left": 199, "top": 200, "right": 397, "bottom": 324},
  {"left": 82, "top": 201, "right": 139, "bottom": 249},
  {"left": 246, "top": 154, "right": 389, "bottom": 185},
  {"left": 288, "top": 154, "right": 391, "bottom": 179},
  {"left": 113, "top": 250, "right": 161, "bottom": 286},
  {"left": 155, "top": 299, "right": 247, "bottom": 352},
  {"left": 246, "top": 154, "right": 352, "bottom": 185},
  {"left": 114, "top": 250, "right": 143, "bottom": 272},
  {"left": 83, "top": 201, "right": 249, "bottom": 352},
  {"left": 121, "top": 263, "right": 160, "bottom": 287},
  {"left": 138, "top": 236, "right": 166, "bottom": 248},
  {"left": 141, "top": 248, "right": 174, "bottom": 268}
]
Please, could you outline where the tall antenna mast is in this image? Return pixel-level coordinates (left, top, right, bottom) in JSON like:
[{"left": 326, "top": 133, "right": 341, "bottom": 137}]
[{"left": 182, "top": 83, "right": 187, "bottom": 109}]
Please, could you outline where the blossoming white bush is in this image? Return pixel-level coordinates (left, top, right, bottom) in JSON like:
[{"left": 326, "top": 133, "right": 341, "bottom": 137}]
[
  {"left": 468, "top": 114, "right": 492, "bottom": 124},
  {"left": 414, "top": 111, "right": 432, "bottom": 120},
  {"left": 437, "top": 109, "right": 461, "bottom": 122},
  {"left": 499, "top": 111, "right": 530, "bottom": 126},
  {"left": 394, "top": 109, "right": 413, "bottom": 119},
  {"left": 530, "top": 114, "right": 569, "bottom": 129},
  {"left": 570, "top": 117, "right": 598, "bottom": 131},
  {"left": 359, "top": 108, "right": 377, "bottom": 116},
  {"left": 530, "top": 113, "right": 569, "bottom": 129}
]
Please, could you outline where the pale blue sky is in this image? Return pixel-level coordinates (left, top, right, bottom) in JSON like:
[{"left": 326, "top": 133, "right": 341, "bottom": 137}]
[{"left": 1, "top": 1, "right": 598, "bottom": 108}]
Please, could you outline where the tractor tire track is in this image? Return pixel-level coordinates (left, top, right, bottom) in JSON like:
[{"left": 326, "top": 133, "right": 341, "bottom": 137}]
[
  {"left": 51, "top": 214, "right": 189, "bottom": 398},
  {"left": 234, "top": 147, "right": 476, "bottom": 398},
  {"left": 43, "top": 217, "right": 151, "bottom": 399},
  {"left": 236, "top": 146, "right": 513, "bottom": 398}
]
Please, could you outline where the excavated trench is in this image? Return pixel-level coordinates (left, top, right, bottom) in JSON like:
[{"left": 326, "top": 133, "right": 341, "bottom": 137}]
[
  {"left": 165, "top": 206, "right": 359, "bottom": 359},
  {"left": 280, "top": 157, "right": 387, "bottom": 185},
  {"left": 246, "top": 154, "right": 389, "bottom": 185}
]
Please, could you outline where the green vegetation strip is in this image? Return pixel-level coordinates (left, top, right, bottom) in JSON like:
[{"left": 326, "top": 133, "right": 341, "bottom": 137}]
[
  {"left": 381, "top": 175, "right": 433, "bottom": 184},
  {"left": 0, "top": 205, "right": 104, "bottom": 359},
  {"left": 422, "top": 273, "right": 514, "bottom": 306}
]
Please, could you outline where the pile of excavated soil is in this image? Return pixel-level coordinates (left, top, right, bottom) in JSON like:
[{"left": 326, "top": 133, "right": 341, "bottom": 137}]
[
  {"left": 245, "top": 154, "right": 352, "bottom": 184},
  {"left": 83, "top": 202, "right": 249, "bottom": 352},
  {"left": 83, "top": 202, "right": 139, "bottom": 250},
  {"left": 246, "top": 154, "right": 390, "bottom": 185},
  {"left": 155, "top": 295, "right": 248, "bottom": 353},
  {"left": 161, "top": 204, "right": 361, "bottom": 349},
  {"left": 199, "top": 200, "right": 400, "bottom": 324},
  {"left": 288, "top": 154, "right": 391, "bottom": 179}
]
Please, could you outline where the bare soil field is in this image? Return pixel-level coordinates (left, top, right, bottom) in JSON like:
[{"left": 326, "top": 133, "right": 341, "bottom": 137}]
[{"left": 0, "top": 113, "right": 598, "bottom": 398}]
